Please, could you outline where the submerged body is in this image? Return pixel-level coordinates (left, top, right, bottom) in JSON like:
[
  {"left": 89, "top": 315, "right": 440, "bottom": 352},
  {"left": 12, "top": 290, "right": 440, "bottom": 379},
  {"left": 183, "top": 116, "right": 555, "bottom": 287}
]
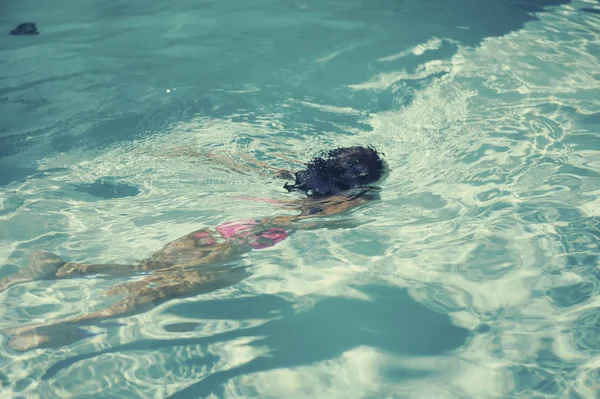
[{"left": 0, "top": 147, "right": 385, "bottom": 350}]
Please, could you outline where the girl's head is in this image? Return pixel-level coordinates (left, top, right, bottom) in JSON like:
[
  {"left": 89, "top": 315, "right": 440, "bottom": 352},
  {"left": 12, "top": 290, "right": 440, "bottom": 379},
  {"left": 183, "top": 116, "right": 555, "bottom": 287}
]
[{"left": 284, "top": 146, "right": 386, "bottom": 197}]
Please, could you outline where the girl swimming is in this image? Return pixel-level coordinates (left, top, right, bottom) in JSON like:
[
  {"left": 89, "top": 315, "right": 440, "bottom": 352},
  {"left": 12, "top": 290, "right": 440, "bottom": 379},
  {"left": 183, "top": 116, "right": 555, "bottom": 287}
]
[{"left": 1, "top": 146, "right": 386, "bottom": 350}]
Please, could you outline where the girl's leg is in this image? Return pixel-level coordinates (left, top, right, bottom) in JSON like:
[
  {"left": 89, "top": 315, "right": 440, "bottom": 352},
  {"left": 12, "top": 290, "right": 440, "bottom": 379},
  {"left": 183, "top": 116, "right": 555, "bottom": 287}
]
[
  {"left": 0, "top": 253, "right": 170, "bottom": 293},
  {"left": 2, "top": 229, "right": 238, "bottom": 350},
  {"left": 0, "top": 229, "right": 228, "bottom": 291},
  {"left": 0, "top": 251, "right": 66, "bottom": 292},
  {"left": 54, "top": 259, "right": 170, "bottom": 278},
  {"left": 5, "top": 266, "right": 249, "bottom": 351}
]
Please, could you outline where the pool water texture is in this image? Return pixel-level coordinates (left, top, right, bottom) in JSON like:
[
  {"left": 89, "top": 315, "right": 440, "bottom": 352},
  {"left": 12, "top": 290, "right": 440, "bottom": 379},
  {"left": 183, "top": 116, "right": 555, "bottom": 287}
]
[{"left": 1, "top": 0, "right": 600, "bottom": 398}]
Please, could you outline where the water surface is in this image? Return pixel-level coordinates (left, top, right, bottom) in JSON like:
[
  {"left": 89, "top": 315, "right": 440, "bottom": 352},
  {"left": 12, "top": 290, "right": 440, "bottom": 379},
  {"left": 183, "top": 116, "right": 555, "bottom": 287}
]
[{"left": 1, "top": 0, "right": 600, "bottom": 398}]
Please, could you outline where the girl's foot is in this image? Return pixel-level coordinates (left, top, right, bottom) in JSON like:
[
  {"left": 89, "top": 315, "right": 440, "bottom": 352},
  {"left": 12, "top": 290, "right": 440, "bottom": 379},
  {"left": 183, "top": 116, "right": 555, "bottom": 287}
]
[{"left": 0, "top": 251, "right": 65, "bottom": 292}]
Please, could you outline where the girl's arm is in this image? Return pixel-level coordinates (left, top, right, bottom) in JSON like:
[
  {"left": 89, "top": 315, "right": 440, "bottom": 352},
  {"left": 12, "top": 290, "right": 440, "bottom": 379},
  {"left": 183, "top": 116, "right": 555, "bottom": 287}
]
[
  {"left": 261, "top": 193, "right": 372, "bottom": 230},
  {"left": 163, "top": 147, "right": 295, "bottom": 179}
]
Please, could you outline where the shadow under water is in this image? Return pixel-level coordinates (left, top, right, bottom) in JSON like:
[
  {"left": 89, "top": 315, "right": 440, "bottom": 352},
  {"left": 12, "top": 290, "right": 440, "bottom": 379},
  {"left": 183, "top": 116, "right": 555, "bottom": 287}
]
[{"left": 41, "top": 284, "right": 469, "bottom": 398}]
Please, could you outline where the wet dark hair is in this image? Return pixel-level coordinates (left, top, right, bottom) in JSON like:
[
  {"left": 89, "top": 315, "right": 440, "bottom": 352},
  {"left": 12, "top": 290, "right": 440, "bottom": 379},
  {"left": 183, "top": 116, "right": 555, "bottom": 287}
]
[{"left": 284, "top": 146, "right": 386, "bottom": 197}]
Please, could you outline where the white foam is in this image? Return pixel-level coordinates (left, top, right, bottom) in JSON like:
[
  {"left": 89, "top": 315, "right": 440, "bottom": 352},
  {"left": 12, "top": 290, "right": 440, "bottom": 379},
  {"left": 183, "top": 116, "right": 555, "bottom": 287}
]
[{"left": 378, "top": 37, "right": 444, "bottom": 62}]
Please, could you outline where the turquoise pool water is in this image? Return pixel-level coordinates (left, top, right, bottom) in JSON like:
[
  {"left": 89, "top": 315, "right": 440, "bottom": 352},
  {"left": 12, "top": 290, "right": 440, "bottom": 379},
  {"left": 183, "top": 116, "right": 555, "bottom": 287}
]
[{"left": 1, "top": 0, "right": 600, "bottom": 397}]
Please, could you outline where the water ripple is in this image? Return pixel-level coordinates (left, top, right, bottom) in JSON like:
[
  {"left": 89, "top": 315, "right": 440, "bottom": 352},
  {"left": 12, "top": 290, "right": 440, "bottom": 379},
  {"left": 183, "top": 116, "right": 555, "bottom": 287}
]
[{"left": 1, "top": 0, "right": 600, "bottom": 398}]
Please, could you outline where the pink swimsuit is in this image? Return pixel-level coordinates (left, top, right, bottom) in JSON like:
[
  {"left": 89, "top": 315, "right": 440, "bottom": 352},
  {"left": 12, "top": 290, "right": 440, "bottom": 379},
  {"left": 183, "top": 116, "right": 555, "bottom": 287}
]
[{"left": 194, "top": 220, "right": 288, "bottom": 249}]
